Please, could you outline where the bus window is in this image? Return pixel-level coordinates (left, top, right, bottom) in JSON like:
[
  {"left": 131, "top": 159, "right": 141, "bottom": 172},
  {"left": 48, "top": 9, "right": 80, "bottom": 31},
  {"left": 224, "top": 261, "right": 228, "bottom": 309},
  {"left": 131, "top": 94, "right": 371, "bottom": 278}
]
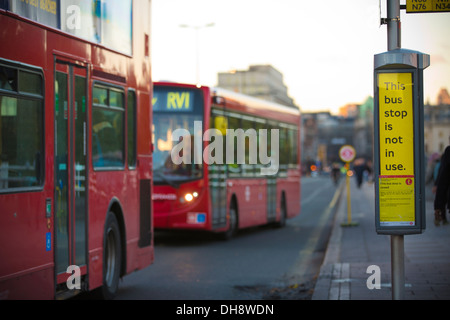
[
  {"left": 280, "top": 127, "right": 289, "bottom": 170},
  {"left": 153, "top": 85, "right": 203, "bottom": 185},
  {"left": 0, "top": 64, "right": 44, "bottom": 190},
  {"left": 214, "top": 115, "right": 227, "bottom": 135},
  {"left": 18, "top": 71, "right": 41, "bottom": 95},
  {"left": 127, "top": 90, "right": 136, "bottom": 168},
  {"left": 210, "top": 113, "right": 226, "bottom": 165},
  {"left": 92, "top": 85, "right": 125, "bottom": 169},
  {"left": 288, "top": 128, "right": 298, "bottom": 166},
  {"left": 226, "top": 115, "right": 241, "bottom": 176},
  {"left": 241, "top": 118, "right": 256, "bottom": 176}
]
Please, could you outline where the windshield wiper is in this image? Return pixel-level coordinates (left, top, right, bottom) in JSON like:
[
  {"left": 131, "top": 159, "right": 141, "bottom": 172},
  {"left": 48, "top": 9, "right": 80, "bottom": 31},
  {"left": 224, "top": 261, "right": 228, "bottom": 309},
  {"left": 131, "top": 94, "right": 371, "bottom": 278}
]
[{"left": 154, "top": 171, "right": 180, "bottom": 189}]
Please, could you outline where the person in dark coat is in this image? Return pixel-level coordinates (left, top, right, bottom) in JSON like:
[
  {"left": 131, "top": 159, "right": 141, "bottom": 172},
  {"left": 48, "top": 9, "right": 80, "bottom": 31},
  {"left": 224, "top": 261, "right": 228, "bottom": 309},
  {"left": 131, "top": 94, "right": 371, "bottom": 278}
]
[
  {"left": 353, "top": 158, "right": 371, "bottom": 189},
  {"left": 434, "top": 141, "right": 450, "bottom": 226}
]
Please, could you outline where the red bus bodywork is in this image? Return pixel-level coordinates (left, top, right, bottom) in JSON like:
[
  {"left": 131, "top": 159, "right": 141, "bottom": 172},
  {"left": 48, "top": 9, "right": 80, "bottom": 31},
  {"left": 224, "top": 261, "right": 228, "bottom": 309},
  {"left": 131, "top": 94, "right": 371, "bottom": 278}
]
[
  {"left": 153, "top": 82, "right": 301, "bottom": 237},
  {"left": 0, "top": 1, "right": 153, "bottom": 299}
]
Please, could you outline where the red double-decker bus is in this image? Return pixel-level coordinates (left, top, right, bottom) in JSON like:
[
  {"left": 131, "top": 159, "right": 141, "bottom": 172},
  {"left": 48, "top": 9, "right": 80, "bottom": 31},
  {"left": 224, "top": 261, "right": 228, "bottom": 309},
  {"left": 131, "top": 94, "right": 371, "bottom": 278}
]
[
  {"left": 0, "top": 0, "right": 153, "bottom": 299},
  {"left": 152, "top": 82, "right": 301, "bottom": 239}
]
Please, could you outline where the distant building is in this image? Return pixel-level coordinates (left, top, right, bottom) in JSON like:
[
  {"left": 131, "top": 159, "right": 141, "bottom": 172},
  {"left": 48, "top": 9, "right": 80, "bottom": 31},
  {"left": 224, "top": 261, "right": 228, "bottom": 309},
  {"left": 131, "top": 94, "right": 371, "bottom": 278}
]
[
  {"left": 424, "top": 89, "right": 450, "bottom": 156},
  {"left": 217, "top": 64, "right": 298, "bottom": 108},
  {"left": 437, "top": 87, "right": 450, "bottom": 105},
  {"left": 301, "top": 88, "right": 450, "bottom": 176},
  {"left": 353, "top": 96, "right": 374, "bottom": 161},
  {"left": 301, "top": 96, "right": 374, "bottom": 174},
  {"left": 301, "top": 111, "right": 355, "bottom": 173},
  {"left": 301, "top": 113, "right": 319, "bottom": 170},
  {"left": 338, "top": 103, "right": 359, "bottom": 118}
]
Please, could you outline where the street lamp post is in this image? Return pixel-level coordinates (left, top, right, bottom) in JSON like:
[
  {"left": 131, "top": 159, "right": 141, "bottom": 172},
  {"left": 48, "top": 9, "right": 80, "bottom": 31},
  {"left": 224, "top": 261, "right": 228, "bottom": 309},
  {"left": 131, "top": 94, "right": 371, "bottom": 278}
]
[{"left": 179, "top": 23, "right": 215, "bottom": 85}]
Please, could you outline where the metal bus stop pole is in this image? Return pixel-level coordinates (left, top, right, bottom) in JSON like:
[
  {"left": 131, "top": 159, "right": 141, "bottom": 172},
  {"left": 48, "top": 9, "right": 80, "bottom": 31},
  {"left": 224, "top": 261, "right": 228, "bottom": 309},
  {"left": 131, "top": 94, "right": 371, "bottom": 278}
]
[
  {"left": 391, "top": 234, "right": 405, "bottom": 299},
  {"left": 386, "top": 0, "right": 405, "bottom": 300}
]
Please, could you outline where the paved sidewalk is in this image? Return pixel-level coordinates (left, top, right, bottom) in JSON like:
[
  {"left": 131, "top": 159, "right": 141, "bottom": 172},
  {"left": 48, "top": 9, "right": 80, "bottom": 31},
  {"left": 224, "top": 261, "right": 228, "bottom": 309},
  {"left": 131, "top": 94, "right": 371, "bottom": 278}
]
[{"left": 312, "top": 177, "right": 450, "bottom": 300}]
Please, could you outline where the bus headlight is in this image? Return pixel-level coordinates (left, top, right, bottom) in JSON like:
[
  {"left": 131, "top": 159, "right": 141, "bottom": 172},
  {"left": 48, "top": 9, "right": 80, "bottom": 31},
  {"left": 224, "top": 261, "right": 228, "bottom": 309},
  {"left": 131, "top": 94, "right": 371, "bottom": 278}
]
[{"left": 183, "top": 192, "right": 199, "bottom": 203}]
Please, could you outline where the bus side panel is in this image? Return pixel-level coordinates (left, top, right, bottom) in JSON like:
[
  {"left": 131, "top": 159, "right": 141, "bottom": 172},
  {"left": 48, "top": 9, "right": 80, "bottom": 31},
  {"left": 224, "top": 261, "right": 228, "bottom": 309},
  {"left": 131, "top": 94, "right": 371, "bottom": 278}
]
[
  {"left": 0, "top": 14, "right": 55, "bottom": 299},
  {"left": 86, "top": 168, "right": 106, "bottom": 291},
  {"left": 279, "top": 170, "right": 301, "bottom": 219},
  {"left": 227, "top": 178, "right": 267, "bottom": 229},
  {"left": 86, "top": 169, "right": 141, "bottom": 289},
  {"left": 0, "top": 267, "right": 53, "bottom": 300},
  {"left": 86, "top": 248, "right": 101, "bottom": 291},
  {"left": 0, "top": 194, "right": 54, "bottom": 299},
  {"left": 135, "top": 91, "right": 154, "bottom": 269}
]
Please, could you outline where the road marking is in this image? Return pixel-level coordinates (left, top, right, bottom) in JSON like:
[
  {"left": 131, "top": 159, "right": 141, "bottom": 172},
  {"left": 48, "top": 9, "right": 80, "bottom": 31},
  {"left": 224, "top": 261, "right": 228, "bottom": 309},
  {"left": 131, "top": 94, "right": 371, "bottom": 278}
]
[
  {"left": 302, "top": 180, "right": 341, "bottom": 206},
  {"left": 288, "top": 182, "right": 344, "bottom": 283}
]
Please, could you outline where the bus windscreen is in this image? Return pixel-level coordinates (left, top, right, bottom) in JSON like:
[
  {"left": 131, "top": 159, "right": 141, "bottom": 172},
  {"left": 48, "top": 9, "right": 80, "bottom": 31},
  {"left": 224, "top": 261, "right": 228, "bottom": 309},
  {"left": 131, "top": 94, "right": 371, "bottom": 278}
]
[{"left": 152, "top": 85, "right": 204, "bottom": 185}]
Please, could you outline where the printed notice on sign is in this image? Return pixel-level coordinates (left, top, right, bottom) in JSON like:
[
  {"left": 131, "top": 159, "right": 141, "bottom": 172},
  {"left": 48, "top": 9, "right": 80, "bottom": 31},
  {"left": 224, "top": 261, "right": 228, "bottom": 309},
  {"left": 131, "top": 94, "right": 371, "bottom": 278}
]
[
  {"left": 378, "top": 73, "right": 415, "bottom": 226},
  {"left": 379, "top": 176, "right": 415, "bottom": 226}
]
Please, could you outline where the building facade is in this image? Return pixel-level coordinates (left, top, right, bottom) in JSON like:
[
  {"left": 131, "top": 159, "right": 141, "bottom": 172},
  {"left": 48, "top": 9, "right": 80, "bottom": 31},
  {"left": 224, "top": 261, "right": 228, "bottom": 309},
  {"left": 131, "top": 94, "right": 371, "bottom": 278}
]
[
  {"left": 301, "top": 111, "right": 357, "bottom": 174},
  {"left": 424, "top": 96, "right": 450, "bottom": 156},
  {"left": 301, "top": 88, "right": 450, "bottom": 176},
  {"left": 217, "top": 65, "right": 298, "bottom": 108}
]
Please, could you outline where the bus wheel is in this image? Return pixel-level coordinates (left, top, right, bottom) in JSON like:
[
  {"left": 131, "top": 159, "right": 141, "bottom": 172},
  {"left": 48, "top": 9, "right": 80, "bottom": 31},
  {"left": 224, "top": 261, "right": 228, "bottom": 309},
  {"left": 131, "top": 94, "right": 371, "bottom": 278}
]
[
  {"left": 99, "top": 212, "right": 122, "bottom": 299},
  {"left": 221, "top": 205, "right": 238, "bottom": 240},
  {"left": 274, "top": 196, "right": 287, "bottom": 228}
]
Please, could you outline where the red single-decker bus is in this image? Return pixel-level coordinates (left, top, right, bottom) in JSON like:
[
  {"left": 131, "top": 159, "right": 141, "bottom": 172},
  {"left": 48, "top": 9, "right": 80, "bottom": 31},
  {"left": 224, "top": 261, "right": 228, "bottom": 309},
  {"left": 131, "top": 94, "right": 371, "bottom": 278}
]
[{"left": 152, "top": 82, "right": 301, "bottom": 239}]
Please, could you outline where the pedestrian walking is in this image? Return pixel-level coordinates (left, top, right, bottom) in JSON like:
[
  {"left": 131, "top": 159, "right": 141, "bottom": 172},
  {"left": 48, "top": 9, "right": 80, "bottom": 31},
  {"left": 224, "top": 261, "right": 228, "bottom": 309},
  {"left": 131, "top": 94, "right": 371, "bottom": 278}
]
[
  {"left": 330, "top": 162, "right": 341, "bottom": 186},
  {"left": 433, "top": 138, "right": 450, "bottom": 226},
  {"left": 426, "top": 152, "right": 441, "bottom": 185},
  {"left": 353, "top": 158, "right": 371, "bottom": 189}
]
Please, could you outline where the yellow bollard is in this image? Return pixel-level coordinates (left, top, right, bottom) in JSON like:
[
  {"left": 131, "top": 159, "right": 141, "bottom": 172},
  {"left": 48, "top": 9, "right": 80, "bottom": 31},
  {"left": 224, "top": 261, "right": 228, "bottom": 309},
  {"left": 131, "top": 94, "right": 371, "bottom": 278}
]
[{"left": 341, "top": 162, "right": 359, "bottom": 227}]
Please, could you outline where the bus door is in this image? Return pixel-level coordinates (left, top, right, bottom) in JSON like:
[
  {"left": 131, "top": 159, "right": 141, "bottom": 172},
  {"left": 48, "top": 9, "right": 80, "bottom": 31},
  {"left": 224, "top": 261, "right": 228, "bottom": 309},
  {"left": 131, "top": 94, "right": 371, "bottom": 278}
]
[
  {"left": 54, "top": 58, "right": 88, "bottom": 286},
  {"left": 210, "top": 110, "right": 228, "bottom": 229}
]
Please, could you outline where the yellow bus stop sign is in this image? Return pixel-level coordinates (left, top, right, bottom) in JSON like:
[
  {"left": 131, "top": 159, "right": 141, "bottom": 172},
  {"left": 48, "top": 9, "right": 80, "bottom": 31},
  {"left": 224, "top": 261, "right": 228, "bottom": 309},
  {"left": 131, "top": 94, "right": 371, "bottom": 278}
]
[
  {"left": 406, "top": 0, "right": 450, "bottom": 13},
  {"left": 377, "top": 72, "right": 415, "bottom": 227}
]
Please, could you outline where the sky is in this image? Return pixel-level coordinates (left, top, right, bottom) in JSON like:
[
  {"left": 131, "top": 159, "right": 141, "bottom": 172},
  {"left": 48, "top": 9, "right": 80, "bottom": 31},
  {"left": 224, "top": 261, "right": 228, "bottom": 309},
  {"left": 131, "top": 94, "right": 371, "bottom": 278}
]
[{"left": 151, "top": 0, "right": 450, "bottom": 114}]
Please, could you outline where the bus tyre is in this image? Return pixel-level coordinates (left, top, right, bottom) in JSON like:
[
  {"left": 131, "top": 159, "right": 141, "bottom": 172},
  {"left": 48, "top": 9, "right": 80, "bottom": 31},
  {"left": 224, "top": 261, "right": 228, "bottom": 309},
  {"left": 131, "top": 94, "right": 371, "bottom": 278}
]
[
  {"left": 221, "top": 205, "right": 238, "bottom": 240},
  {"left": 99, "top": 212, "right": 122, "bottom": 299}
]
